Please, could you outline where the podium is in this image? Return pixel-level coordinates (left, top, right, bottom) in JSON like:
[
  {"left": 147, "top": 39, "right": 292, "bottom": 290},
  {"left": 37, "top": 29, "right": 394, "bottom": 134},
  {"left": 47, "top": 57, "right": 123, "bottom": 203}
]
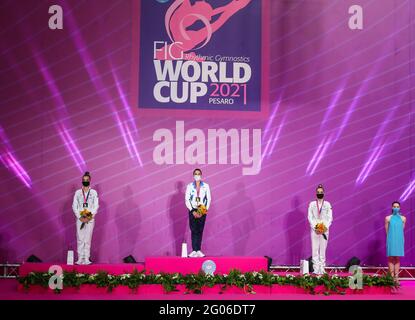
[{"left": 145, "top": 256, "right": 268, "bottom": 274}]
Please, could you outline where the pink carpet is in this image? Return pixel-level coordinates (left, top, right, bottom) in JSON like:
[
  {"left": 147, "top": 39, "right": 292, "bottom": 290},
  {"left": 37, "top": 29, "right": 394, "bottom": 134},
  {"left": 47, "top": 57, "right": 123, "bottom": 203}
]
[
  {"left": 11, "top": 259, "right": 413, "bottom": 300},
  {"left": 2, "top": 279, "right": 415, "bottom": 300}
]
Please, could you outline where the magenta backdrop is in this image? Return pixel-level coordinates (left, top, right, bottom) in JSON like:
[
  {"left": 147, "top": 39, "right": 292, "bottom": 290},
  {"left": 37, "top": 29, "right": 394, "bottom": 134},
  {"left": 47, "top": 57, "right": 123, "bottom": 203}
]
[{"left": 0, "top": 0, "right": 414, "bottom": 266}]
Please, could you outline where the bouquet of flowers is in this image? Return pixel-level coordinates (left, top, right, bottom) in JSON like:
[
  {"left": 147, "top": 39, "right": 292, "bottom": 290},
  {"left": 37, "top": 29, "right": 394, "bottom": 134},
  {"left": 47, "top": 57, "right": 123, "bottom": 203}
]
[
  {"left": 80, "top": 209, "right": 93, "bottom": 229},
  {"left": 197, "top": 204, "right": 208, "bottom": 216},
  {"left": 315, "top": 222, "right": 327, "bottom": 240}
]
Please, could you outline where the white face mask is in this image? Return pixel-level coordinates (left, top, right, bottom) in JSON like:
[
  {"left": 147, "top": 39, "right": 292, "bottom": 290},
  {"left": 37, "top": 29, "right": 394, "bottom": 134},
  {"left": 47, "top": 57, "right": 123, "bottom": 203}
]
[{"left": 194, "top": 175, "right": 201, "bottom": 181}]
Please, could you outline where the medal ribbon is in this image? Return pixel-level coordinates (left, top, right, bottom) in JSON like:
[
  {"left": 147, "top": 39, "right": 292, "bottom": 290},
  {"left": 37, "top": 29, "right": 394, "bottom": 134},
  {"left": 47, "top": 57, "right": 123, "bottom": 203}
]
[{"left": 82, "top": 189, "right": 90, "bottom": 206}]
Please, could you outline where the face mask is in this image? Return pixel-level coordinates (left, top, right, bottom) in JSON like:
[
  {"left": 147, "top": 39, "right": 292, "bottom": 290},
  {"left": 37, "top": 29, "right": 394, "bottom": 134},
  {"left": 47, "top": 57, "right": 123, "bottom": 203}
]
[
  {"left": 194, "top": 175, "right": 201, "bottom": 182},
  {"left": 392, "top": 207, "right": 400, "bottom": 215},
  {"left": 82, "top": 181, "right": 90, "bottom": 187},
  {"left": 316, "top": 193, "right": 324, "bottom": 199}
]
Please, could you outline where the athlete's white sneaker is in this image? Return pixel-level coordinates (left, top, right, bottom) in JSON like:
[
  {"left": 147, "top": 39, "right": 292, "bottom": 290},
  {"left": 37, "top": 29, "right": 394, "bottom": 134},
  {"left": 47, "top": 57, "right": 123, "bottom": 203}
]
[
  {"left": 189, "top": 251, "right": 198, "bottom": 258},
  {"left": 196, "top": 251, "right": 205, "bottom": 257}
]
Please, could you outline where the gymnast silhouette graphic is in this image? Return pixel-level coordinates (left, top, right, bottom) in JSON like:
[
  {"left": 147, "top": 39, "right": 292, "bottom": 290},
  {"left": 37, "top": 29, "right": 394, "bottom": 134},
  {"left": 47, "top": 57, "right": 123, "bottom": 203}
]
[{"left": 156, "top": 0, "right": 252, "bottom": 60}]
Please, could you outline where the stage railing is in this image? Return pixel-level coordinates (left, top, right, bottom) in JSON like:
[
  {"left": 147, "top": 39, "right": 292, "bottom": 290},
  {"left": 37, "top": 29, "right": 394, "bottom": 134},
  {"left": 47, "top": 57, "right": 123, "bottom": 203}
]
[
  {"left": 0, "top": 264, "right": 20, "bottom": 278},
  {"left": 1, "top": 263, "right": 415, "bottom": 280},
  {"left": 270, "top": 265, "right": 415, "bottom": 280}
]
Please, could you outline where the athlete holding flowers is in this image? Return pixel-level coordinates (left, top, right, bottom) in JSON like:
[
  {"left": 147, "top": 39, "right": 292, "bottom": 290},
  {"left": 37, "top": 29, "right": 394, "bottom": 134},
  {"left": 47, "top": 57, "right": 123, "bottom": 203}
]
[
  {"left": 308, "top": 184, "right": 333, "bottom": 275},
  {"left": 185, "top": 168, "right": 211, "bottom": 258},
  {"left": 72, "top": 172, "right": 99, "bottom": 265}
]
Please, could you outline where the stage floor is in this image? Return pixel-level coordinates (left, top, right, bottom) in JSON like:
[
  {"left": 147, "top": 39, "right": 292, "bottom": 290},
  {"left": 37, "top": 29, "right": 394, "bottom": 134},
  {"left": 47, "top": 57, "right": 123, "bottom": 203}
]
[
  {"left": 9, "top": 259, "right": 413, "bottom": 299},
  {"left": 1, "top": 279, "right": 415, "bottom": 300}
]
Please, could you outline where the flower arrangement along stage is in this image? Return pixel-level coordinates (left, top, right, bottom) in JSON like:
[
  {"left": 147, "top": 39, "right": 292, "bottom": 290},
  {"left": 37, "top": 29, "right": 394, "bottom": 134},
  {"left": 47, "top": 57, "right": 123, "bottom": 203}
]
[{"left": 18, "top": 269, "right": 398, "bottom": 296}]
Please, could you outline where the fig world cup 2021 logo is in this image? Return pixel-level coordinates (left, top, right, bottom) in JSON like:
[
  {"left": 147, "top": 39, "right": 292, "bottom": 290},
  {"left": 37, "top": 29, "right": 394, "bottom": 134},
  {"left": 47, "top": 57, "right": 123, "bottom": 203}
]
[{"left": 137, "top": 0, "right": 265, "bottom": 114}]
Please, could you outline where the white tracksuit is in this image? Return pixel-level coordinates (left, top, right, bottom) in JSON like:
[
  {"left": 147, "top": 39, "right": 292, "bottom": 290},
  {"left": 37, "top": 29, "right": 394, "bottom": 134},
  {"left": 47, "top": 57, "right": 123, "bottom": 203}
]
[
  {"left": 307, "top": 199, "right": 332, "bottom": 274},
  {"left": 72, "top": 188, "right": 99, "bottom": 262},
  {"left": 185, "top": 181, "right": 211, "bottom": 211}
]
